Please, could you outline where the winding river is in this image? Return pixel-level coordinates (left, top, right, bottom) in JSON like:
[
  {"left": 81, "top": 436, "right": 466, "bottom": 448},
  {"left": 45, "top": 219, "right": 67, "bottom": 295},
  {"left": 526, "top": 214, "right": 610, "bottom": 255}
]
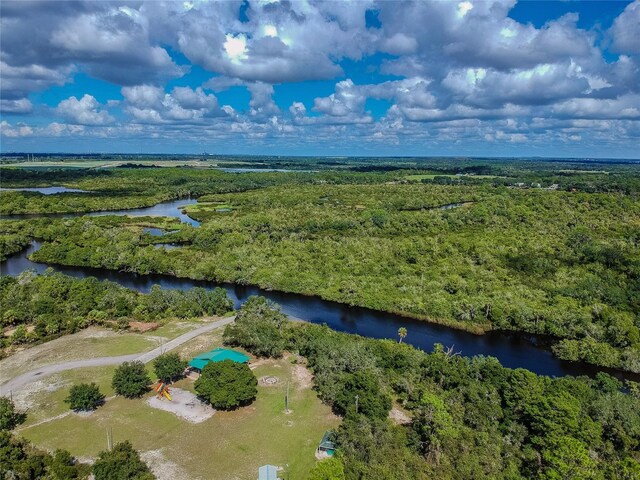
[
  {"left": 3, "top": 198, "right": 200, "bottom": 226},
  {"left": 1, "top": 191, "right": 637, "bottom": 381}
]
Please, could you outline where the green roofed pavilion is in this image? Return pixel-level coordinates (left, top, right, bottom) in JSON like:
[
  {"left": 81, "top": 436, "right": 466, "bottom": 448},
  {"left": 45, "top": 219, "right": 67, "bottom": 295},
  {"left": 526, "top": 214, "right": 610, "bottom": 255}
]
[
  {"left": 189, "top": 347, "right": 250, "bottom": 371},
  {"left": 317, "top": 431, "right": 336, "bottom": 457}
]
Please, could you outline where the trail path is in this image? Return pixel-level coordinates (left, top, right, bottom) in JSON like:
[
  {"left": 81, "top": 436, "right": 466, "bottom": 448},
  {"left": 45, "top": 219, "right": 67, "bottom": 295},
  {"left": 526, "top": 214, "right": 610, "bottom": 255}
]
[{"left": 0, "top": 316, "right": 234, "bottom": 395}]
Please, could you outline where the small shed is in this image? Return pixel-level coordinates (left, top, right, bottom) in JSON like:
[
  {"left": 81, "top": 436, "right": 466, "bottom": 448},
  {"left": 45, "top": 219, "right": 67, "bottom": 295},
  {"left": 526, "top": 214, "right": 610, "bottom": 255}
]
[
  {"left": 188, "top": 347, "right": 250, "bottom": 372},
  {"left": 258, "top": 464, "right": 279, "bottom": 480},
  {"left": 317, "top": 431, "right": 336, "bottom": 457}
]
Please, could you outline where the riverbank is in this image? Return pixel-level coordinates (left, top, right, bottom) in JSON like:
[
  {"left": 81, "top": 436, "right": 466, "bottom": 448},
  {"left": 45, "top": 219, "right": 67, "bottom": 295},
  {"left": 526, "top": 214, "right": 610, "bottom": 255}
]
[{"left": 3, "top": 241, "right": 639, "bottom": 382}]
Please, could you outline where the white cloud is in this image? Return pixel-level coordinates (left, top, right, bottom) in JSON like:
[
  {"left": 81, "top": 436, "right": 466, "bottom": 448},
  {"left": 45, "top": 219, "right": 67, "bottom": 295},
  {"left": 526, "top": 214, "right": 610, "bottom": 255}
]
[
  {"left": 166, "top": 0, "right": 376, "bottom": 83},
  {"left": 247, "top": 82, "right": 279, "bottom": 118},
  {"left": 1, "top": 98, "right": 33, "bottom": 114},
  {"left": 609, "top": 0, "right": 640, "bottom": 55},
  {"left": 380, "top": 33, "right": 418, "bottom": 55},
  {"left": 224, "top": 34, "right": 248, "bottom": 62},
  {"left": 0, "top": 2, "right": 184, "bottom": 96},
  {"left": 1, "top": 0, "right": 639, "bottom": 155},
  {"left": 289, "top": 101, "right": 307, "bottom": 118},
  {"left": 122, "top": 85, "right": 226, "bottom": 123},
  {"left": 0, "top": 61, "right": 73, "bottom": 100},
  {"left": 552, "top": 94, "right": 640, "bottom": 120},
  {"left": 56, "top": 94, "right": 114, "bottom": 125},
  {"left": 1, "top": 121, "right": 34, "bottom": 137}
]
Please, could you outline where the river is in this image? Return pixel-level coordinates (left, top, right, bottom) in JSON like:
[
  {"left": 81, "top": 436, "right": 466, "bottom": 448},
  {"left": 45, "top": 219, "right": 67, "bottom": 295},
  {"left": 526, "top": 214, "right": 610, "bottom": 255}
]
[
  {"left": 0, "top": 194, "right": 637, "bottom": 381},
  {"left": 0, "top": 186, "right": 90, "bottom": 194},
  {"left": 2, "top": 198, "right": 200, "bottom": 227}
]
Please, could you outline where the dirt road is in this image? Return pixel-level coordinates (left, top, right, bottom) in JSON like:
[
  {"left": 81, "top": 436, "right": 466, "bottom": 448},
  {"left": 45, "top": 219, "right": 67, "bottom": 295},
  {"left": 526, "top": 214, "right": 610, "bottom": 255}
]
[{"left": 0, "top": 316, "right": 234, "bottom": 395}]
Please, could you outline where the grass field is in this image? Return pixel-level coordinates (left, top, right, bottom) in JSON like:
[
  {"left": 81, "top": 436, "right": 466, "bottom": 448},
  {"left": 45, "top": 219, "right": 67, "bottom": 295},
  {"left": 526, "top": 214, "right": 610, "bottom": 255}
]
[
  {"left": 0, "top": 321, "right": 211, "bottom": 385},
  {"left": 18, "top": 357, "right": 337, "bottom": 480},
  {"left": 8, "top": 322, "right": 337, "bottom": 479}
]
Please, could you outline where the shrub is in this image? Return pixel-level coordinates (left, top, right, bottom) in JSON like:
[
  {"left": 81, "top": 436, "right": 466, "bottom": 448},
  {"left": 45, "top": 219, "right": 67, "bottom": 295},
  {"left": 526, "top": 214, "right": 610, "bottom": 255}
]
[
  {"left": 194, "top": 360, "right": 257, "bottom": 410},
  {"left": 112, "top": 361, "right": 151, "bottom": 398},
  {"left": 307, "top": 456, "right": 346, "bottom": 480},
  {"left": 48, "top": 449, "right": 90, "bottom": 479},
  {"left": 65, "top": 383, "right": 104, "bottom": 411},
  {"left": 93, "top": 441, "right": 154, "bottom": 480},
  {"left": 0, "top": 397, "right": 26, "bottom": 430},
  {"left": 333, "top": 371, "right": 391, "bottom": 420},
  {"left": 223, "top": 296, "right": 287, "bottom": 357},
  {"left": 153, "top": 353, "right": 187, "bottom": 383}
]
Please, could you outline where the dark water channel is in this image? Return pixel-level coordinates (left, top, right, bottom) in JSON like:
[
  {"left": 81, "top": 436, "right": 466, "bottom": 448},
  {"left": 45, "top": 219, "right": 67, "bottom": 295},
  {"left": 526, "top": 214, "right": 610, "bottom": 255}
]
[
  {"left": 0, "top": 186, "right": 90, "bottom": 194},
  {"left": 0, "top": 194, "right": 637, "bottom": 381},
  {"left": 2, "top": 198, "right": 200, "bottom": 227}
]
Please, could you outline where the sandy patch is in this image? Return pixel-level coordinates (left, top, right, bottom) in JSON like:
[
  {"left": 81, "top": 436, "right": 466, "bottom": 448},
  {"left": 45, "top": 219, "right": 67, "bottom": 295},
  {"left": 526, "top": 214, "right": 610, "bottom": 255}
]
[
  {"left": 11, "top": 374, "right": 68, "bottom": 410},
  {"left": 389, "top": 406, "right": 412, "bottom": 425},
  {"left": 248, "top": 358, "right": 269, "bottom": 369},
  {"left": 129, "top": 322, "right": 160, "bottom": 333},
  {"left": 146, "top": 388, "right": 215, "bottom": 423},
  {"left": 173, "top": 331, "right": 223, "bottom": 359},
  {"left": 74, "top": 409, "right": 96, "bottom": 418},
  {"left": 141, "top": 449, "right": 191, "bottom": 480},
  {"left": 3, "top": 325, "right": 35, "bottom": 337},
  {"left": 292, "top": 364, "right": 313, "bottom": 389}
]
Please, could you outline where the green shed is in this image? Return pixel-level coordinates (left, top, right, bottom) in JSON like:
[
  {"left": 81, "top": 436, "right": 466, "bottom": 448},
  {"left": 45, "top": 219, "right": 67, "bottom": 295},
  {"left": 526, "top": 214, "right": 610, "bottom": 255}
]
[
  {"left": 317, "top": 431, "right": 336, "bottom": 457},
  {"left": 189, "top": 347, "right": 250, "bottom": 372}
]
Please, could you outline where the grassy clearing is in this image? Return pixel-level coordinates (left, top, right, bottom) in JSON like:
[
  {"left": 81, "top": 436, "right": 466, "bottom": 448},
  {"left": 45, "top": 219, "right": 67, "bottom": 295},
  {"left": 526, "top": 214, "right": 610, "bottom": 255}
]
[
  {"left": 183, "top": 201, "right": 234, "bottom": 213},
  {"left": 404, "top": 174, "right": 448, "bottom": 181},
  {"left": 20, "top": 357, "right": 338, "bottom": 480},
  {"left": 16, "top": 366, "right": 118, "bottom": 425},
  {"left": 0, "top": 321, "right": 207, "bottom": 384},
  {"left": 10, "top": 323, "right": 337, "bottom": 478}
]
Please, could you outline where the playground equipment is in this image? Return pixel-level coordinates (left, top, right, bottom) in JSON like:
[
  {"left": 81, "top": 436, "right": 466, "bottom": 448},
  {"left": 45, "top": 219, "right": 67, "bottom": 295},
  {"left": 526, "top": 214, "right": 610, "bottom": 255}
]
[{"left": 154, "top": 381, "right": 172, "bottom": 401}]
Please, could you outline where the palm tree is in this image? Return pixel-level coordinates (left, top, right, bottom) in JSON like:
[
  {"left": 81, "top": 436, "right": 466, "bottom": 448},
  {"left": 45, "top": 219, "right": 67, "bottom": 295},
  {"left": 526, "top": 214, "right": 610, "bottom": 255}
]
[{"left": 397, "top": 327, "right": 407, "bottom": 344}]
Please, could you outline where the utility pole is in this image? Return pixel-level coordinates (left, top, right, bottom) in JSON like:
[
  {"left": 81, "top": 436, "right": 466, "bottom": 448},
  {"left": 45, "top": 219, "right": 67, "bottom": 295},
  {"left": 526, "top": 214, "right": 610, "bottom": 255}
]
[
  {"left": 107, "top": 427, "right": 113, "bottom": 451},
  {"left": 355, "top": 394, "right": 359, "bottom": 415},
  {"left": 285, "top": 381, "right": 290, "bottom": 413}
]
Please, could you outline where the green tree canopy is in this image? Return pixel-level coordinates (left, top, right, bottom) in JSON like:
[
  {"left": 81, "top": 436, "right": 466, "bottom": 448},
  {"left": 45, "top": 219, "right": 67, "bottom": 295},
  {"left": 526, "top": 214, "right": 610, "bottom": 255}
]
[
  {"left": 0, "top": 431, "right": 48, "bottom": 479},
  {"left": 47, "top": 449, "right": 90, "bottom": 479},
  {"left": 194, "top": 360, "right": 257, "bottom": 410},
  {"left": 93, "top": 441, "right": 154, "bottom": 480},
  {"left": 65, "top": 383, "right": 104, "bottom": 411},
  {"left": 223, "top": 296, "right": 288, "bottom": 357},
  {"left": 112, "top": 361, "right": 151, "bottom": 398},
  {"left": 333, "top": 370, "right": 391, "bottom": 420},
  {"left": 0, "top": 397, "right": 26, "bottom": 430},
  {"left": 0, "top": 431, "right": 87, "bottom": 479},
  {"left": 153, "top": 353, "right": 187, "bottom": 383},
  {"left": 307, "top": 456, "right": 346, "bottom": 480}
]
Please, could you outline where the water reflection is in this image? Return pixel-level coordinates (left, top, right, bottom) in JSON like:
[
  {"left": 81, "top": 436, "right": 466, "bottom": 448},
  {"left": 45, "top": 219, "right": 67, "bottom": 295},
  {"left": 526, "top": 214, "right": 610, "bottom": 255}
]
[{"left": 2, "top": 242, "right": 638, "bottom": 382}]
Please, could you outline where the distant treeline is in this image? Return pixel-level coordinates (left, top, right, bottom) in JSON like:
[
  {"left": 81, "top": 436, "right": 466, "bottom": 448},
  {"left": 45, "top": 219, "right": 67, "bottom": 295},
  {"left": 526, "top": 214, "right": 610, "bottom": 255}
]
[{"left": 0, "top": 271, "right": 232, "bottom": 355}]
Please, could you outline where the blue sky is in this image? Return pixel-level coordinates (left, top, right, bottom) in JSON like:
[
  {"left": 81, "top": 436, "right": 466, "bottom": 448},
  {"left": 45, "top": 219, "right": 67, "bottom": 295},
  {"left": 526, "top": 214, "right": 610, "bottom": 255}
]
[{"left": 1, "top": 0, "right": 639, "bottom": 157}]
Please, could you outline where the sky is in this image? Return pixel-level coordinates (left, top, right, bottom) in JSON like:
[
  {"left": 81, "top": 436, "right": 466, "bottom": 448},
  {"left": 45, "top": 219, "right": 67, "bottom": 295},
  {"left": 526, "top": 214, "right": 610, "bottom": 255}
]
[{"left": 0, "top": 0, "right": 639, "bottom": 157}]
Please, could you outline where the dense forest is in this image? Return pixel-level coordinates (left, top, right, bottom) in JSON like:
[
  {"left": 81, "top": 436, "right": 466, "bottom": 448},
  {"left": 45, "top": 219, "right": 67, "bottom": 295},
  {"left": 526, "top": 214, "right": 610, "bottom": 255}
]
[
  {"left": 2, "top": 159, "right": 638, "bottom": 214},
  {"left": 0, "top": 271, "right": 232, "bottom": 356},
  {"left": 1, "top": 161, "right": 639, "bottom": 372},
  {"left": 226, "top": 297, "right": 640, "bottom": 480}
]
